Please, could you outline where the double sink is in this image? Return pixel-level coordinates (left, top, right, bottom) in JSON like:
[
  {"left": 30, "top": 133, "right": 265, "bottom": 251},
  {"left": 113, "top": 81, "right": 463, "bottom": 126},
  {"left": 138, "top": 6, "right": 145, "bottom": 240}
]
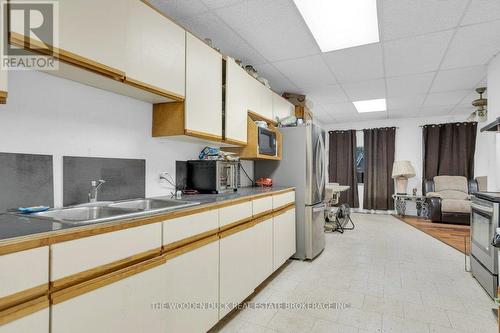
[{"left": 22, "top": 198, "right": 200, "bottom": 226}]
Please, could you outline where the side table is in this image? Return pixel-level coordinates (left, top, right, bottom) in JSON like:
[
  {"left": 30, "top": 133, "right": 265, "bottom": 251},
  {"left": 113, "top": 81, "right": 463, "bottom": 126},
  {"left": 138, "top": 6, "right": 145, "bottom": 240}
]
[{"left": 392, "top": 194, "right": 429, "bottom": 218}]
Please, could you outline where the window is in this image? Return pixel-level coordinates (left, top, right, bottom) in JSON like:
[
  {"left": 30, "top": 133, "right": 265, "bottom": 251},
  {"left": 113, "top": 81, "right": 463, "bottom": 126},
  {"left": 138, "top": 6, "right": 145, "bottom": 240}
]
[{"left": 356, "top": 146, "right": 364, "bottom": 184}]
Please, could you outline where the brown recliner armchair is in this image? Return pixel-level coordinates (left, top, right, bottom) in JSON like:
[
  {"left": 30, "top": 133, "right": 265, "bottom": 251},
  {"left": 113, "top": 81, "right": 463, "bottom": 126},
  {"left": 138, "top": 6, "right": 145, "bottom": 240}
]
[{"left": 424, "top": 176, "right": 478, "bottom": 225}]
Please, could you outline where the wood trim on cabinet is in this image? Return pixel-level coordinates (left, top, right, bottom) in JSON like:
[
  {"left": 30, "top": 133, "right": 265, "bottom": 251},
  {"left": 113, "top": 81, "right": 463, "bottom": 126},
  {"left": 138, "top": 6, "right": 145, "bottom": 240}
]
[
  {"left": 219, "top": 216, "right": 253, "bottom": 233},
  {"left": 184, "top": 129, "right": 223, "bottom": 142},
  {"left": 152, "top": 102, "right": 185, "bottom": 137},
  {"left": 224, "top": 138, "right": 247, "bottom": 146},
  {"left": 253, "top": 210, "right": 274, "bottom": 220},
  {"left": 0, "top": 284, "right": 48, "bottom": 312},
  {"left": 273, "top": 204, "right": 295, "bottom": 217},
  {"left": 0, "top": 91, "right": 7, "bottom": 104},
  {"left": 9, "top": 32, "right": 125, "bottom": 81},
  {"left": 124, "top": 77, "right": 184, "bottom": 102},
  {"left": 248, "top": 111, "right": 277, "bottom": 126},
  {"left": 163, "top": 228, "right": 219, "bottom": 253},
  {"left": 219, "top": 220, "right": 255, "bottom": 239},
  {"left": 163, "top": 234, "right": 219, "bottom": 261},
  {"left": 252, "top": 212, "right": 274, "bottom": 225},
  {"left": 0, "top": 296, "right": 49, "bottom": 327},
  {"left": 51, "top": 256, "right": 166, "bottom": 305},
  {"left": 50, "top": 247, "right": 162, "bottom": 291},
  {"left": 0, "top": 189, "right": 294, "bottom": 256}
]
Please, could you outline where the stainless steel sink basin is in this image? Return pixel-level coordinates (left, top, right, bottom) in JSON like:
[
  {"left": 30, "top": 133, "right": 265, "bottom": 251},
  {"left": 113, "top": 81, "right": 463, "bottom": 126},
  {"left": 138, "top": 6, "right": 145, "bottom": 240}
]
[
  {"left": 108, "top": 198, "right": 199, "bottom": 212},
  {"left": 31, "top": 206, "right": 139, "bottom": 225}
]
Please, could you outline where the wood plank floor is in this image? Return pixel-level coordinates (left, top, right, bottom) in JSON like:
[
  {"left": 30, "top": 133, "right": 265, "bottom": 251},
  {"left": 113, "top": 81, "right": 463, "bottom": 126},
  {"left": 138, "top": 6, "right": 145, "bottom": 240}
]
[{"left": 393, "top": 215, "right": 471, "bottom": 254}]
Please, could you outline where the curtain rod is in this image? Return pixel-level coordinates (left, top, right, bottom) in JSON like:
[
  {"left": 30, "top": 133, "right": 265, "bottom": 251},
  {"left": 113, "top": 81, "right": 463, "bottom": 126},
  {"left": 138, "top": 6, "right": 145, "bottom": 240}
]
[{"left": 329, "top": 127, "right": 399, "bottom": 133}]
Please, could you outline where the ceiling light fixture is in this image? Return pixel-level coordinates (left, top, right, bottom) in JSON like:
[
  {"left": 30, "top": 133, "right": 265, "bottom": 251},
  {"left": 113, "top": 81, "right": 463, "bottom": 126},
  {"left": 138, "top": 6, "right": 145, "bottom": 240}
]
[
  {"left": 293, "top": 0, "right": 380, "bottom": 52},
  {"left": 353, "top": 98, "right": 387, "bottom": 113}
]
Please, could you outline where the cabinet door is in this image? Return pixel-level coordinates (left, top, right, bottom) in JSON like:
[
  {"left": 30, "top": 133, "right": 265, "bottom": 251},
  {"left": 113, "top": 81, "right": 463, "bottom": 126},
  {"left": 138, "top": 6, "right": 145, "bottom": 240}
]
[
  {"left": 0, "top": 69, "right": 6, "bottom": 100},
  {"left": 0, "top": 307, "right": 49, "bottom": 333},
  {"left": 225, "top": 59, "right": 249, "bottom": 144},
  {"left": 164, "top": 240, "right": 219, "bottom": 332},
  {"left": 125, "top": 0, "right": 185, "bottom": 97},
  {"left": 51, "top": 261, "right": 166, "bottom": 333},
  {"left": 253, "top": 218, "right": 273, "bottom": 286},
  {"left": 259, "top": 84, "right": 274, "bottom": 121},
  {"left": 185, "top": 33, "right": 222, "bottom": 139},
  {"left": 219, "top": 224, "right": 256, "bottom": 318},
  {"left": 9, "top": 0, "right": 127, "bottom": 76},
  {"left": 273, "top": 93, "right": 294, "bottom": 121},
  {"left": 273, "top": 208, "right": 296, "bottom": 270}
]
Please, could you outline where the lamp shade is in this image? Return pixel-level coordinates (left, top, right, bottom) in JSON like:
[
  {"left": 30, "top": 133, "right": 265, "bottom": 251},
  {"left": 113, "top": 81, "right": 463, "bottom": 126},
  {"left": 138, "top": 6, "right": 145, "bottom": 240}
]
[{"left": 392, "top": 160, "right": 416, "bottom": 178}]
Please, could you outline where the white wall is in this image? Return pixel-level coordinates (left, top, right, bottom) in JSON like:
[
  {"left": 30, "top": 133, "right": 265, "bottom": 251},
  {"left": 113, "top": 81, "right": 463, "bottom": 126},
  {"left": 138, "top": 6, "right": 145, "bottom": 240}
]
[
  {"left": 325, "top": 114, "right": 470, "bottom": 210},
  {"left": 476, "top": 54, "right": 500, "bottom": 191},
  {"left": 0, "top": 71, "right": 206, "bottom": 207}
]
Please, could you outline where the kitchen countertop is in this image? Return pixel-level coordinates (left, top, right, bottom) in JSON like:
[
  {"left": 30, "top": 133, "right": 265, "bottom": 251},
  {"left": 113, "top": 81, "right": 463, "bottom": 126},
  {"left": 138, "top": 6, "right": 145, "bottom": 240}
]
[{"left": 0, "top": 186, "right": 294, "bottom": 253}]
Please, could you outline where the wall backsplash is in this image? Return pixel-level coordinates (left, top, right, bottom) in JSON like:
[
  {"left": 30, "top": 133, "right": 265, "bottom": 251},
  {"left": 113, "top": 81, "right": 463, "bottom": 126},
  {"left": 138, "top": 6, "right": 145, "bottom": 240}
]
[
  {"left": 63, "top": 156, "right": 146, "bottom": 206},
  {"left": 0, "top": 152, "right": 54, "bottom": 211}
]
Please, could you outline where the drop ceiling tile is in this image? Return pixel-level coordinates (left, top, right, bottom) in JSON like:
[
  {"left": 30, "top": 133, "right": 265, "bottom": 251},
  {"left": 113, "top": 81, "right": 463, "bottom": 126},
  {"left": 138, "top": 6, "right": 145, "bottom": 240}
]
[
  {"left": 381, "top": 0, "right": 469, "bottom": 41},
  {"left": 201, "top": 0, "right": 244, "bottom": 9},
  {"left": 441, "top": 20, "right": 500, "bottom": 69},
  {"left": 273, "top": 55, "right": 336, "bottom": 89},
  {"left": 341, "top": 79, "right": 386, "bottom": 101},
  {"left": 384, "top": 30, "right": 454, "bottom": 76},
  {"left": 257, "top": 63, "right": 297, "bottom": 95},
  {"left": 387, "top": 95, "right": 426, "bottom": 110},
  {"left": 214, "top": 0, "right": 320, "bottom": 61},
  {"left": 333, "top": 114, "right": 360, "bottom": 123},
  {"left": 178, "top": 12, "right": 267, "bottom": 65},
  {"left": 461, "top": 0, "right": 500, "bottom": 25},
  {"left": 322, "top": 102, "right": 358, "bottom": 116},
  {"left": 386, "top": 72, "right": 435, "bottom": 97},
  {"left": 301, "top": 84, "right": 349, "bottom": 105},
  {"left": 430, "top": 65, "right": 487, "bottom": 92},
  {"left": 420, "top": 106, "right": 454, "bottom": 115},
  {"left": 452, "top": 104, "right": 474, "bottom": 115},
  {"left": 323, "top": 44, "right": 384, "bottom": 83},
  {"left": 388, "top": 109, "right": 421, "bottom": 118},
  {"left": 423, "top": 90, "right": 469, "bottom": 107},
  {"left": 358, "top": 112, "right": 388, "bottom": 121},
  {"left": 149, "top": 0, "right": 208, "bottom": 19}
]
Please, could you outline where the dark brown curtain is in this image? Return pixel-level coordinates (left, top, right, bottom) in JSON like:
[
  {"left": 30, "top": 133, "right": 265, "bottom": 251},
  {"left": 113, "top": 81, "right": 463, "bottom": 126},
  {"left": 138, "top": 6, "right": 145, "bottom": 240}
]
[
  {"left": 363, "top": 127, "right": 396, "bottom": 210},
  {"left": 422, "top": 122, "right": 477, "bottom": 182},
  {"left": 328, "top": 130, "right": 359, "bottom": 207}
]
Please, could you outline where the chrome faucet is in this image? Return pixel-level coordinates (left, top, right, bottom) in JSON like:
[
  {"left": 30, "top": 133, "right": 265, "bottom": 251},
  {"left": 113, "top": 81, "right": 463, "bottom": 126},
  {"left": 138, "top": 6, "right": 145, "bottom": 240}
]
[{"left": 88, "top": 179, "right": 106, "bottom": 203}]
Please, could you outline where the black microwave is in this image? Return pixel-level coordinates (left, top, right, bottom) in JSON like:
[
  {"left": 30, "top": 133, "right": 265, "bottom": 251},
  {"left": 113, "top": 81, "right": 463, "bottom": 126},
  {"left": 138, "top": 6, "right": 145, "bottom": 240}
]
[{"left": 258, "top": 127, "right": 277, "bottom": 156}]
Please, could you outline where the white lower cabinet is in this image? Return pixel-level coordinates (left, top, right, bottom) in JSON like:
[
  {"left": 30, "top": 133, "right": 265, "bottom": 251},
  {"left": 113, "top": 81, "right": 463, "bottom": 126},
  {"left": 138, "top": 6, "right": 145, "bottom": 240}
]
[
  {"left": 164, "top": 240, "right": 219, "bottom": 333},
  {"left": 0, "top": 307, "right": 49, "bottom": 333},
  {"left": 273, "top": 208, "right": 296, "bottom": 270},
  {"left": 51, "top": 261, "right": 166, "bottom": 333},
  {"left": 219, "top": 224, "right": 256, "bottom": 318},
  {"left": 252, "top": 218, "right": 274, "bottom": 286}
]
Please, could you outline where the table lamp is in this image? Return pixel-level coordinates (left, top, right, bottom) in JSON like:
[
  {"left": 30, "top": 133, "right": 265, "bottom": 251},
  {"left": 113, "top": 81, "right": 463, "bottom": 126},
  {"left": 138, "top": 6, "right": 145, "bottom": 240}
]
[{"left": 392, "top": 161, "right": 416, "bottom": 194}]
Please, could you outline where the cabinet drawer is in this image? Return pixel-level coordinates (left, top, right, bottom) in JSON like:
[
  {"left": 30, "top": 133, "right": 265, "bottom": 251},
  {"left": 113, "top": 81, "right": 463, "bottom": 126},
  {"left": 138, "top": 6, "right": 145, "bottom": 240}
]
[
  {"left": 163, "top": 209, "right": 219, "bottom": 250},
  {"left": 51, "top": 223, "right": 162, "bottom": 283},
  {"left": 0, "top": 247, "right": 49, "bottom": 308},
  {"left": 252, "top": 196, "right": 273, "bottom": 217},
  {"left": 273, "top": 191, "right": 295, "bottom": 210},
  {"left": 219, "top": 201, "right": 253, "bottom": 229}
]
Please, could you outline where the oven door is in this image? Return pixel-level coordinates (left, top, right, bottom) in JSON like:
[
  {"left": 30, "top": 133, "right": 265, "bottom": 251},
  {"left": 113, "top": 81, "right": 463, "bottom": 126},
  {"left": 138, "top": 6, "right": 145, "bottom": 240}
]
[
  {"left": 258, "top": 128, "right": 277, "bottom": 156},
  {"left": 470, "top": 197, "right": 499, "bottom": 274}
]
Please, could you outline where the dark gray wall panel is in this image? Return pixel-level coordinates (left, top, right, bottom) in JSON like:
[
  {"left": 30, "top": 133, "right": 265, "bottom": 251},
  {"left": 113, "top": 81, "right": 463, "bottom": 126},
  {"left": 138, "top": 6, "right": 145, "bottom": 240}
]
[
  {"left": 63, "top": 156, "right": 145, "bottom": 206},
  {"left": 0, "top": 152, "right": 54, "bottom": 212}
]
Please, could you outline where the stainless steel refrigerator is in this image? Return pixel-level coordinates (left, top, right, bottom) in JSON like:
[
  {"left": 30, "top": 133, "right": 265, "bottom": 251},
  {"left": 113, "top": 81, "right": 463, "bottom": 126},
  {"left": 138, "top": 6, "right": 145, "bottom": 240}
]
[{"left": 255, "top": 122, "right": 326, "bottom": 260}]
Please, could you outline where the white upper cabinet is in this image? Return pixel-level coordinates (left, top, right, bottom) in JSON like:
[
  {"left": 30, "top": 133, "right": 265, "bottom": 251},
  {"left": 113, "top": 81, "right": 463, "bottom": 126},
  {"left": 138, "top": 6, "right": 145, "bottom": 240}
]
[
  {"left": 125, "top": 0, "right": 186, "bottom": 98},
  {"left": 225, "top": 58, "right": 250, "bottom": 144},
  {"left": 259, "top": 84, "right": 274, "bottom": 121},
  {"left": 185, "top": 33, "right": 222, "bottom": 138},
  {"left": 57, "top": 0, "right": 128, "bottom": 75},
  {"left": 273, "top": 93, "right": 294, "bottom": 122}
]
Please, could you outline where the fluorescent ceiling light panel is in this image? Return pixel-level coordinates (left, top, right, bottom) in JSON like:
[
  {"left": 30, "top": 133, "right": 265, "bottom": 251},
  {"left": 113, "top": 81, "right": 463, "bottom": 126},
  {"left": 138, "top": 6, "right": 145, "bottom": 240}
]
[
  {"left": 353, "top": 98, "right": 387, "bottom": 113},
  {"left": 293, "top": 0, "right": 380, "bottom": 52}
]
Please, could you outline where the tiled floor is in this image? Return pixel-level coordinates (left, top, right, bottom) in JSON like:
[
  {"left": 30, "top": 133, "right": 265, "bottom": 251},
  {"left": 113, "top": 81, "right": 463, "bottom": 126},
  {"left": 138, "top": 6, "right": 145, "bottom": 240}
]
[{"left": 216, "top": 213, "right": 498, "bottom": 333}]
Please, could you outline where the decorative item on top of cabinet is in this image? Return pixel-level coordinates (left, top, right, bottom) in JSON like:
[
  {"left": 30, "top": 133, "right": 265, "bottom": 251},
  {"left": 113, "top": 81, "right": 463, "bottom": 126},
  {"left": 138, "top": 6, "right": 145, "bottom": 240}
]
[
  {"left": 295, "top": 106, "right": 313, "bottom": 121},
  {"left": 7, "top": 0, "right": 185, "bottom": 103},
  {"left": 223, "top": 115, "right": 282, "bottom": 160}
]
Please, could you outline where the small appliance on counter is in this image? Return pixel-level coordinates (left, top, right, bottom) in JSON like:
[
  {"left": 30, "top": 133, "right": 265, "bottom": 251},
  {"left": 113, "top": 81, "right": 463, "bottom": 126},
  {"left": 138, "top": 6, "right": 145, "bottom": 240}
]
[
  {"left": 470, "top": 192, "right": 500, "bottom": 298},
  {"left": 187, "top": 160, "right": 240, "bottom": 194}
]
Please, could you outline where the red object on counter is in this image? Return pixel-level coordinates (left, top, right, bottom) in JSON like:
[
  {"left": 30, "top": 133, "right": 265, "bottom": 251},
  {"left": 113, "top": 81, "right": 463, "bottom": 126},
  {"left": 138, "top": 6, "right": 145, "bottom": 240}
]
[{"left": 255, "top": 178, "right": 273, "bottom": 187}]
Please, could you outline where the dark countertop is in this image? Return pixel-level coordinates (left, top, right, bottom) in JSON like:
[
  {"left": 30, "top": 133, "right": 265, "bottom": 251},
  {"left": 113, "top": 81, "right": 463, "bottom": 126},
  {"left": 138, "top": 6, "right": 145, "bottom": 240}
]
[{"left": 0, "top": 186, "right": 292, "bottom": 243}]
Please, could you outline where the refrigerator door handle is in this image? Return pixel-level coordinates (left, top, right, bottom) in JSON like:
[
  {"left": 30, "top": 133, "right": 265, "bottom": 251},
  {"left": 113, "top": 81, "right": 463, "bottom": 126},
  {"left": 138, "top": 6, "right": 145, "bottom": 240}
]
[{"left": 313, "top": 203, "right": 326, "bottom": 212}]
